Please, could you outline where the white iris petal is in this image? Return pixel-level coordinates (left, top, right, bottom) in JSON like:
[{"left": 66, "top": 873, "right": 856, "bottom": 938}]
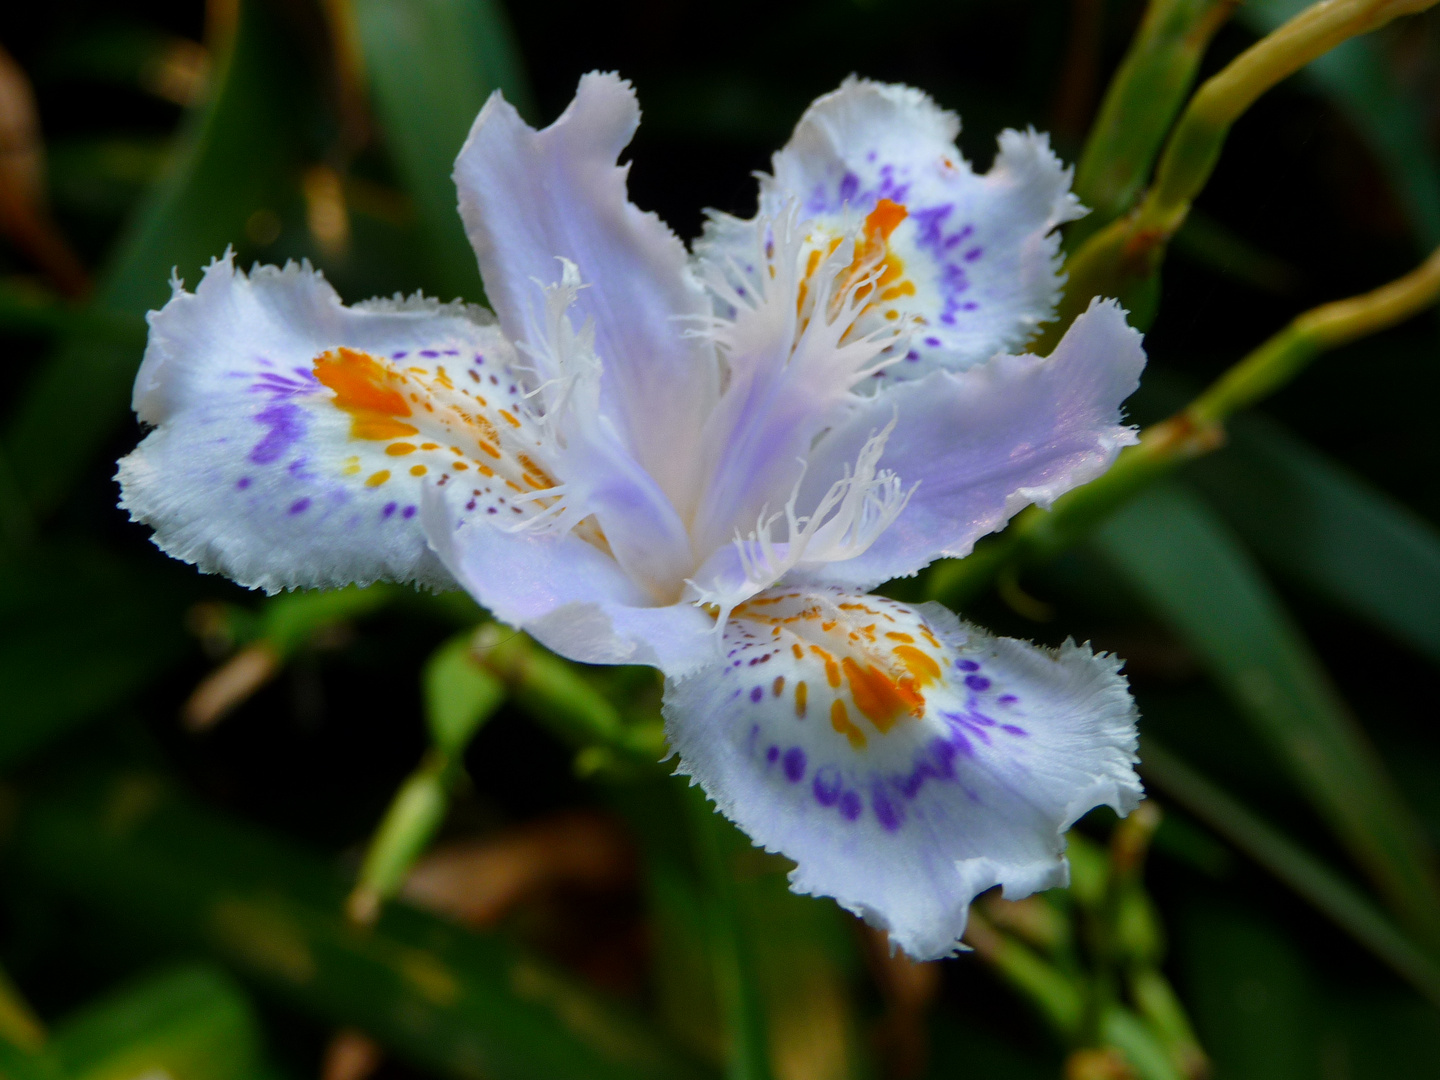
[{"left": 118, "top": 72, "right": 1147, "bottom": 959}]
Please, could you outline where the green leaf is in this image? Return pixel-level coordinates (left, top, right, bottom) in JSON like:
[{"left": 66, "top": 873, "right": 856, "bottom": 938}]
[
  {"left": 352, "top": 0, "right": 534, "bottom": 303},
  {"left": 1238, "top": 0, "right": 1440, "bottom": 248},
  {"left": 353, "top": 762, "right": 450, "bottom": 910},
  {"left": 49, "top": 965, "right": 264, "bottom": 1080},
  {"left": 1141, "top": 738, "right": 1440, "bottom": 1008},
  {"left": 0, "top": 544, "right": 192, "bottom": 771},
  {"left": 1189, "top": 414, "right": 1440, "bottom": 669},
  {"left": 423, "top": 631, "right": 505, "bottom": 758},
  {"left": 1091, "top": 482, "right": 1440, "bottom": 953},
  {"left": 3, "top": 0, "right": 307, "bottom": 518},
  {"left": 260, "top": 584, "right": 400, "bottom": 657},
  {"left": 11, "top": 768, "right": 712, "bottom": 1080}
]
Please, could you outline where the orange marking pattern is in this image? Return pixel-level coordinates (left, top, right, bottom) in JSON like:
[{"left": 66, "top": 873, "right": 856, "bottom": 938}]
[
  {"left": 308, "top": 343, "right": 578, "bottom": 536},
  {"left": 730, "top": 589, "right": 953, "bottom": 754},
  {"left": 314, "top": 348, "right": 419, "bottom": 441}
]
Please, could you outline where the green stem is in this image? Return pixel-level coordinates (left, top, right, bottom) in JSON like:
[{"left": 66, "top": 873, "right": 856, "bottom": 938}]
[
  {"left": 1071, "top": 0, "right": 1238, "bottom": 245},
  {"left": 1044, "top": 0, "right": 1438, "bottom": 348},
  {"left": 933, "top": 240, "right": 1440, "bottom": 606},
  {"left": 474, "top": 625, "right": 666, "bottom": 764}
]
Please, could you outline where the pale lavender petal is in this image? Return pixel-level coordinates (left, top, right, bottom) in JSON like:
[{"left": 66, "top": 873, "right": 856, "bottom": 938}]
[
  {"left": 793, "top": 299, "right": 1144, "bottom": 589},
  {"left": 664, "top": 586, "right": 1141, "bottom": 960},
  {"left": 454, "top": 71, "right": 718, "bottom": 511},
  {"left": 118, "top": 253, "right": 542, "bottom": 593},
  {"left": 422, "top": 486, "right": 716, "bottom": 676},
  {"left": 697, "top": 76, "right": 1083, "bottom": 386}
]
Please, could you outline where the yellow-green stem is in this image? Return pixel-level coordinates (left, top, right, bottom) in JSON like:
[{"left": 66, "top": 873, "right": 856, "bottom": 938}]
[
  {"left": 936, "top": 240, "right": 1440, "bottom": 605},
  {"left": 1044, "top": 0, "right": 1438, "bottom": 349}
]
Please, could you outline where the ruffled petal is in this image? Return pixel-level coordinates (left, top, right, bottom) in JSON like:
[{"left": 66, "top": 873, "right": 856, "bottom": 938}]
[
  {"left": 663, "top": 586, "right": 1141, "bottom": 960},
  {"left": 118, "top": 254, "right": 552, "bottom": 593},
  {"left": 454, "top": 71, "right": 718, "bottom": 511},
  {"left": 697, "top": 76, "right": 1082, "bottom": 385},
  {"left": 422, "top": 486, "right": 716, "bottom": 676},
  {"left": 793, "top": 299, "right": 1144, "bottom": 589}
]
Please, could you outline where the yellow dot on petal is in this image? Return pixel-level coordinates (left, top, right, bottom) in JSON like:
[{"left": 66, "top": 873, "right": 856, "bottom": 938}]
[
  {"left": 410, "top": 464, "right": 427, "bottom": 477},
  {"left": 386, "top": 443, "right": 416, "bottom": 456},
  {"left": 366, "top": 470, "right": 390, "bottom": 487}
]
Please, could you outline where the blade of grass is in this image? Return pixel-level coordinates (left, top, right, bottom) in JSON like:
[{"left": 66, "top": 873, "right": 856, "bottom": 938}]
[
  {"left": 1141, "top": 737, "right": 1440, "bottom": 1008},
  {"left": 684, "top": 789, "right": 773, "bottom": 1080},
  {"left": 1091, "top": 482, "right": 1440, "bottom": 953},
  {"left": 0, "top": 543, "right": 192, "bottom": 770},
  {"left": 351, "top": 0, "right": 533, "bottom": 302},
  {"left": 8, "top": 767, "right": 712, "bottom": 1080},
  {"left": 1191, "top": 414, "right": 1440, "bottom": 668},
  {"left": 3, "top": 0, "right": 304, "bottom": 519},
  {"left": 49, "top": 965, "right": 264, "bottom": 1080}
]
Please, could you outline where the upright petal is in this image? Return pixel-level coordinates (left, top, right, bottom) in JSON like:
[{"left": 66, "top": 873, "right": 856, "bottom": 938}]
[
  {"left": 793, "top": 300, "right": 1145, "bottom": 589},
  {"left": 454, "top": 72, "right": 717, "bottom": 511},
  {"left": 118, "top": 254, "right": 550, "bottom": 592},
  {"left": 664, "top": 586, "right": 1141, "bottom": 960},
  {"left": 698, "top": 77, "right": 1082, "bottom": 384}
]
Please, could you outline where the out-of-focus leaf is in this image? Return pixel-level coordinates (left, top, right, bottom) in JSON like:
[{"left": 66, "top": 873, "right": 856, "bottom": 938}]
[
  {"left": 1239, "top": 0, "right": 1440, "bottom": 248},
  {"left": 1091, "top": 482, "right": 1440, "bottom": 952},
  {"left": 48, "top": 965, "right": 263, "bottom": 1080},
  {"left": 0, "top": 1040, "right": 59, "bottom": 1080},
  {"left": 0, "top": 544, "right": 192, "bottom": 770},
  {"left": 259, "top": 584, "right": 398, "bottom": 656},
  {"left": 1142, "top": 738, "right": 1440, "bottom": 1007},
  {"left": 1189, "top": 414, "right": 1440, "bottom": 668},
  {"left": 10, "top": 768, "right": 712, "bottom": 1080},
  {"left": 3, "top": 0, "right": 304, "bottom": 518},
  {"left": 0, "top": 963, "right": 45, "bottom": 1053},
  {"left": 1170, "top": 208, "right": 1302, "bottom": 294},
  {"left": 1176, "top": 903, "right": 1320, "bottom": 1079},
  {"left": 685, "top": 788, "right": 773, "bottom": 1080},
  {"left": 423, "top": 631, "right": 504, "bottom": 757},
  {"left": 352, "top": 0, "right": 533, "bottom": 302}
]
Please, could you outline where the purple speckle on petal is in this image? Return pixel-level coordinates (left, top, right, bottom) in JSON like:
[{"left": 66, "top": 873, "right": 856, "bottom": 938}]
[
  {"left": 839, "top": 790, "right": 863, "bottom": 821},
  {"left": 750, "top": 686, "right": 764, "bottom": 703},
  {"left": 957, "top": 659, "right": 980, "bottom": 672},
  {"left": 998, "top": 694, "right": 1018, "bottom": 706},
  {"left": 249, "top": 403, "right": 307, "bottom": 464},
  {"left": 963, "top": 246, "right": 984, "bottom": 262},
  {"left": 382, "top": 502, "right": 397, "bottom": 518},
  {"left": 236, "top": 477, "right": 252, "bottom": 490},
  {"left": 965, "top": 674, "right": 991, "bottom": 692},
  {"left": 289, "top": 498, "right": 311, "bottom": 515},
  {"left": 924, "top": 336, "right": 942, "bottom": 348},
  {"left": 872, "top": 783, "right": 904, "bottom": 832},
  {"left": 402, "top": 505, "right": 417, "bottom": 520},
  {"left": 1002, "top": 725, "right": 1028, "bottom": 736},
  {"left": 419, "top": 349, "right": 439, "bottom": 358},
  {"left": 766, "top": 745, "right": 779, "bottom": 763},
  {"left": 905, "top": 349, "right": 920, "bottom": 361},
  {"left": 813, "top": 767, "right": 842, "bottom": 807},
  {"left": 782, "top": 747, "right": 807, "bottom": 783},
  {"left": 838, "top": 172, "right": 860, "bottom": 203}
]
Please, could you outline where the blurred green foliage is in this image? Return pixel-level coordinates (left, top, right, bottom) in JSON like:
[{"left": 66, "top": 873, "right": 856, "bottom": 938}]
[{"left": 2, "top": 0, "right": 1440, "bottom": 1079}]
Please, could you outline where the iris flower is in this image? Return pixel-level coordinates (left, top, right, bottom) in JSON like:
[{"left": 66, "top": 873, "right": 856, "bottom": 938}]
[{"left": 119, "top": 74, "right": 1146, "bottom": 960}]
